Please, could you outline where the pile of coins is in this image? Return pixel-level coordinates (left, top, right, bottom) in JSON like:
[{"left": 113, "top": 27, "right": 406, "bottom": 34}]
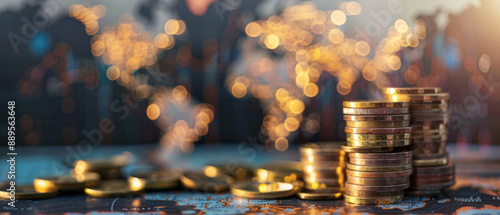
[
  {"left": 384, "top": 87, "right": 455, "bottom": 195},
  {"left": 342, "top": 100, "right": 413, "bottom": 204},
  {"left": 297, "top": 143, "right": 345, "bottom": 200}
]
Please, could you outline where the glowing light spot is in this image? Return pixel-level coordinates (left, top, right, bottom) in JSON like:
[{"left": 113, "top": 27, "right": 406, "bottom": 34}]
[
  {"left": 328, "top": 29, "right": 344, "bottom": 44},
  {"left": 362, "top": 65, "right": 377, "bottom": 81},
  {"left": 478, "top": 54, "right": 491, "bottom": 73},
  {"left": 164, "top": 20, "right": 180, "bottom": 35},
  {"left": 245, "top": 22, "right": 262, "bottom": 37},
  {"left": 330, "top": 10, "right": 346, "bottom": 25},
  {"left": 303, "top": 83, "right": 319, "bottom": 97},
  {"left": 91, "top": 41, "right": 105, "bottom": 56},
  {"left": 295, "top": 73, "right": 310, "bottom": 88},
  {"left": 231, "top": 82, "right": 247, "bottom": 98},
  {"left": 289, "top": 100, "right": 305, "bottom": 114},
  {"left": 275, "top": 88, "right": 289, "bottom": 101},
  {"left": 275, "top": 137, "right": 289, "bottom": 151},
  {"left": 284, "top": 117, "right": 300, "bottom": 131},
  {"left": 346, "top": 2, "right": 361, "bottom": 15},
  {"left": 265, "top": 34, "right": 280, "bottom": 49},
  {"left": 387, "top": 55, "right": 402, "bottom": 71},
  {"left": 354, "top": 41, "right": 370, "bottom": 56},
  {"left": 147, "top": 104, "right": 160, "bottom": 120},
  {"left": 394, "top": 19, "right": 408, "bottom": 33},
  {"left": 406, "top": 33, "right": 419, "bottom": 47}
]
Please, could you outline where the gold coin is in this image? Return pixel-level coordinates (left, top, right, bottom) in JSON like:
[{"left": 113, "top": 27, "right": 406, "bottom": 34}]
[
  {"left": 180, "top": 171, "right": 233, "bottom": 192},
  {"left": 0, "top": 185, "right": 58, "bottom": 200},
  {"left": 128, "top": 170, "right": 180, "bottom": 190},
  {"left": 347, "top": 133, "right": 411, "bottom": 141},
  {"left": 204, "top": 161, "right": 254, "bottom": 181},
  {"left": 344, "top": 193, "right": 404, "bottom": 204},
  {"left": 346, "top": 120, "right": 410, "bottom": 128},
  {"left": 386, "top": 93, "right": 450, "bottom": 102},
  {"left": 413, "top": 157, "right": 448, "bottom": 167},
  {"left": 343, "top": 107, "right": 409, "bottom": 115},
  {"left": 73, "top": 154, "right": 130, "bottom": 179},
  {"left": 256, "top": 161, "right": 303, "bottom": 183},
  {"left": 297, "top": 189, "right": 343, "bottom": 200},
  {"left": 347, "top": 139, "right": 411, "bottom": 147},
  {"left": 383, "top": 87, "right": 442, "bottom": 94},
  {"left": 344, "top": 114, "right": 410, "bottom": 122},
  {"left": 84, "top": 180, "right": 144, "bottom": 198},
  {"left": 343, "top": 100, "right": 409, "bottom": 108},
  {"left": 34, "top": 172, "right": 100, "bottom": 192},
  {"left": 346, "top": 163, "right": 412, "bottom": 172},
  {"left": 231, "top": 181, "right": 299, "bottom": 199}
]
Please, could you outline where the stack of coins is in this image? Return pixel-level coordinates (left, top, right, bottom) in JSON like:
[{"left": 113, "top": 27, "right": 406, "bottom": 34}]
[
  {"left": 342, "top": 100, "right": 413, "bottom": 204},
  {"left": 383, "top": 87, "right": 455, "bottom": 195},
  {"left": 297, "top": 143, "right": 345, "bottom": 200}
]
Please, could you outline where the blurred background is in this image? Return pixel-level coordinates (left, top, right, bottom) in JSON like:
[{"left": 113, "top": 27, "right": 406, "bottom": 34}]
[{"left": 0, "top": 0, "right": 498, "bottom": 154}]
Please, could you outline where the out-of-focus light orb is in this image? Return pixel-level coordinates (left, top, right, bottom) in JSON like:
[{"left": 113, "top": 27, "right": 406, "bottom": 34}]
[
  {"left": 387, "top": 55, "right": 402, "bottom": 71},
  {"left": 275, "top": 137, "right": 289, "bottom": 151},
  {"left": 478, "top": 54, "right": 491, "bottom": 73},
  {"left": 328, "top": 29, "right": 344, "bottom": 44},
  {"left": 284, "top": 117, "right": 300, "bottom": 131},
  {"left": 346, "top": 2, "right": 362, "bottom": 15},
  {"left": 172, "top": 85, "right": 188, "bottom": 101},
  {"left": 295, "top": 73, "right": 310, "bottom": 88},
  {"left": 155, "top": 33, "right": 173, "bottom": 49},
  {"left": 330, "top": 10, "right": 346, "bottom": 26},
  {"left": 362, "top": 65, "right": 377, "bottom": 81},
  {"left": 289, "top": 99, "right": 305, "bottom": 114},
  {"left": 354, "top": 41, "right": 370, "bottom": 56},
  {"left": 303, "top": 83, "right": 319, "bottom": 97},
  {"left": 91, "top": 41, "right": 105, "bottom": 56},
  {"left": 394, "top": 19, "right": 408, "bottom": 33},
  {"left": 245, "top": 22, "right": 262, "bottom": 37},
  {"left": 164, "top": 20, "right": 181, "bottom": 35},
  {"left": 406, "top": 33, "right": 419, "bottom": 48},
  {"left": 147, "top": 104, "right": 160, "bottom": 120},
  {"left": 275, "top": 88, "right": 289, "bottom": 101},
  {"left": 136, "top": 85, "right": 150, "bottom": 99},
  {"left": 404, "top": 65, "right": 418, "bottom": 85},
  {"left": 231, "top": 82, "right": 247, "bottom": 98},
  {"left": 265, "top": 34, "right": 280, "bottom": 49}
]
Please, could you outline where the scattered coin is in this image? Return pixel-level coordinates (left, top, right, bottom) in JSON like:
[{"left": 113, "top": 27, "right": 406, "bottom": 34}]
[
  {"left": 231, "top": 181, "right": 299, "bottom": 199},
  {"left": 128, "top": 170, "right": 180, "bottom": 190},
  {"left": 180, "top": 171, "right": 233, "bottom": 192},
  {"left": 204, "top": 161, "right": 254, "bottom": 181},
  {"left": 84, "top": 180, "right": 143, "bottom": 198},
  {"left": 0, "top": 185, "right": 58, "bottom": 200},
  {"left": 34, "top": 172, "right": 100, "bottom": 192}
]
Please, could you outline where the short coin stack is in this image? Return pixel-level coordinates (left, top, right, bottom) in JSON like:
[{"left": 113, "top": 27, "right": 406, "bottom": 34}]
[
  {"left": 297, "top": 143, "right": 345, "bottom": 200},
  {"left": 384, "top": 87, "right": 455, "bottom": 195},
  {"left": 342, "top": 100, "right": 413, "bottom": 204}
]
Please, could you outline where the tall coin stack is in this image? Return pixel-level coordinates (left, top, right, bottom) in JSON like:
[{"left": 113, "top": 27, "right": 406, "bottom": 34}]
[
  {"left": 342, "top": 100, "right": 413, "bottom": 204},
  {"left": 298, "top": 143, "right": 345, "bottom": 200},
  {"left": 383, "top": 87, "right": 455, "bottom": 195}
]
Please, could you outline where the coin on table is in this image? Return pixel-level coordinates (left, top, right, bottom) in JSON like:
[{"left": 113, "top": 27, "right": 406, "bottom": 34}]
[
  {"left": 34, "top": 172, "right": 100, "bottom": 192},
  {"left": 347, "top": 163, "right": 412, "bottom": 172},
  {"left": 347, "top": 133, "right": 411, "bottom": 141},
  {"left": 347, "top": 139, "right": 411, "bottom": 147},
  {"left": 343, "top": 100, "right": 409, "bottom": 108},
  {"left": 343, "top": 107, "right": 409, "bottom": 115},
  {"left": 0, "top": 185, "right": 58, "bottom": 200},
  {"left": 180, "top": 171, "right": 233, "bottom": 192},
  {"left": 128, "top": 170, "right": 180, "bottom": 190},
  {"left": 348, "top": 157, "right": 412, "bottom": 166},
  {"left": 341, "top": 145, "right": 410, "bottom": 153},
  {"left": 344, "top": 193, "right": 404, "bottom": 204},
  {"left": 344, "top": 114, "right": 410, "bottom": 122},
  {"left": 345, "top": 182, "right": 410, "bottom": 192},
  {"left": 346, "top": 176, "right": 409, "bottom": 186},
  {"left": 382, "top": 87, "right": 442, "bottom": 95},
  {"left": 231, "top": 181, "right": 299, "bottom": 199},
  {"left": 297, "top": 188, "right": 343, "bottom": 200},
  {"left": 345, "top": 127, "right": 413, "bottom": 134},
  {"left": 256, "top": 161, "right": 303, "bottom": 183},
  {"left": 84, "top": 180, "right": 144, "bottom": 197},
  {"left": 204, "top": 161, "right": 254, "bottom": 181},
  {"left": 348, "top": 151, "right": 412, "bottom": 159},
  {"left": 413, "top": 163, "right": 455, "bottom": 175},
  {"left": 73, "top": 154, "right": 131, "bottom": 179},
  {"left": 346, "top": 120, "right": 410, "bottom": 128},
  {"left": 346, "top": 169, "right": 413, "bottom": 178},
  {"left": 344, "top": 189, "right": 404, "bottom": 198},
  {"left": 385, "top": 93, "right": 450, "bottom": 102}
]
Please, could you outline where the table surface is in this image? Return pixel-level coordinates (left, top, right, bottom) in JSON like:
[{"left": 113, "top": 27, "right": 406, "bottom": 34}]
[{"left": 1, "top": 143, "right": 500, "bottom": 214}]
